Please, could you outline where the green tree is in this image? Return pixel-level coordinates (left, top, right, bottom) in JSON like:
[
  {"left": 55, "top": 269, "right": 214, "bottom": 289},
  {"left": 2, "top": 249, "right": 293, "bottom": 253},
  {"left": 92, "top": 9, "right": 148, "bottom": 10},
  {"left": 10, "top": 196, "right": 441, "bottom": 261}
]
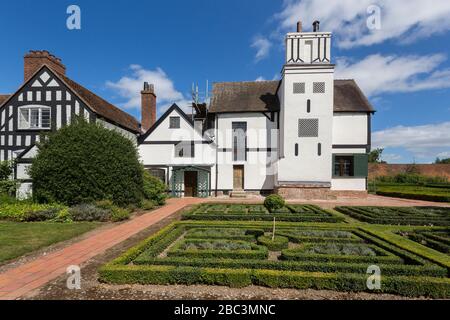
[
  {"left": 368, "top": 148, "right": 386, "bottom": 163},
  {"left": 435, "top": 157, "right": 450, "bottom": 164},
  {"left": 30, "top": 119, "right": 144, "bottom": 206},
  {"left": 0, "top": 161, "right": 13, "bottom": 181}
]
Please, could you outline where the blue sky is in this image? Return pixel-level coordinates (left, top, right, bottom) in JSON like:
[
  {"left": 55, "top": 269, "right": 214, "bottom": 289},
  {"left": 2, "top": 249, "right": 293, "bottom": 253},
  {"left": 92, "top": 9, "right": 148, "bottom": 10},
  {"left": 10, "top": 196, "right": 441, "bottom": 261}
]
[{"left": 0, "top": 0, "right": 449, "bottom": 163}]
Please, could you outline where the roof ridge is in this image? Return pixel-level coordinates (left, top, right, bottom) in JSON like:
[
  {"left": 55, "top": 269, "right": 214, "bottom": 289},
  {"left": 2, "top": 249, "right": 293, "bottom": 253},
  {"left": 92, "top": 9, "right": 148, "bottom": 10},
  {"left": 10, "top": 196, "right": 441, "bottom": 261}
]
[{"left": 214, "top": 80, "right": 280, "bottom": 85}]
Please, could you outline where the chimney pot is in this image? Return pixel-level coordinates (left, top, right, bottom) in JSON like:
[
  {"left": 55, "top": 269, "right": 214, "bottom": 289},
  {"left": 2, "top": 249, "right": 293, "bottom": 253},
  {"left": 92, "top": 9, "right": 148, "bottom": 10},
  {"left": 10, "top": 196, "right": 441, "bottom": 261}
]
[
  {"left": 297, "top": 21, "right": 303, "bottom": 33},
  {"left": 313, "top": 20, "right": 320, "bottom": 32},
  {"left": 24, "top": 50, "right": 66, "bottom": 82}
]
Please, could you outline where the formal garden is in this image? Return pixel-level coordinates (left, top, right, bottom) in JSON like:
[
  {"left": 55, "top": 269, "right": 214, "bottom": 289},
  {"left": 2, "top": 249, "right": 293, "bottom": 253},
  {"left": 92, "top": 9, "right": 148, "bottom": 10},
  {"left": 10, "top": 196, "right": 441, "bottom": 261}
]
[
  {"left": 99, "top": 195, "right": 450, "bottom": 298},
  {"left": 0, "top": 120, "right": 166, "bottom": 264}
]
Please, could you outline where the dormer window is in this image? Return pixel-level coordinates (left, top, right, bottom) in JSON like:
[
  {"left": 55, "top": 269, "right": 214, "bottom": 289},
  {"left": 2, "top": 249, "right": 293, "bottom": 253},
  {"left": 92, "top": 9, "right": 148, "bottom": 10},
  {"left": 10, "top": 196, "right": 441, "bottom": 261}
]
[
  {"left": 18, "top": 106, "right": 51, "bottom": 130},
  {"left": 169, "top": 116, "right": 180, "bottom": 129}
]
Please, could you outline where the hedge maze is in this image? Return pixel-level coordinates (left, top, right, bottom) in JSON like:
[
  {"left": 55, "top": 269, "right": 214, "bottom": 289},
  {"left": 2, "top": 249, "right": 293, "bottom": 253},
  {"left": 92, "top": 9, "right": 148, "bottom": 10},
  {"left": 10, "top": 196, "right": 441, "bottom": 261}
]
[
  {"left": 403, "top": 229, "right": 450, "bottom": 255},
  {"left": 100, "top": 220, "right": 450, "bottom": 298},
  {"left": 335, "top": 206, "right": 450, "bottom": 226},
  {"left": 182, "top": 204, "right": 343, "bottom": 223}
]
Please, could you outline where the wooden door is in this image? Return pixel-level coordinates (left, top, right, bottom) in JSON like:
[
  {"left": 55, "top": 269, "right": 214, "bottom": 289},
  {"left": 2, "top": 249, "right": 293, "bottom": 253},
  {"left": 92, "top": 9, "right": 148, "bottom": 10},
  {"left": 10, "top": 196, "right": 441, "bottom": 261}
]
[
  {"left": 233, "top": 165, "right": 244, "bottom": 190},
  {"left": 184, "top": 171, "right": 198, "bottom": 197}
]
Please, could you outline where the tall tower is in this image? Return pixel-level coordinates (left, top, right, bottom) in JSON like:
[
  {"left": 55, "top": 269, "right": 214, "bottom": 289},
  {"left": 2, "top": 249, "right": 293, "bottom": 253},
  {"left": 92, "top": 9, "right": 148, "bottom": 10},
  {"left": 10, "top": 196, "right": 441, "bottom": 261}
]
[{"left": 277, "top": 20, "right": 334, "bottom": 188}]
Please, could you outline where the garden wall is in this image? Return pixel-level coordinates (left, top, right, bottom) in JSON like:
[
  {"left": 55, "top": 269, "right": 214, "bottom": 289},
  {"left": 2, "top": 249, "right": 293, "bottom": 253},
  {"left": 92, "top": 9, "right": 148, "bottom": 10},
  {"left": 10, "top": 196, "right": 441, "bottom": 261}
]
[{"left": 369, "top": 164, "right": 450, "bottom": 179}]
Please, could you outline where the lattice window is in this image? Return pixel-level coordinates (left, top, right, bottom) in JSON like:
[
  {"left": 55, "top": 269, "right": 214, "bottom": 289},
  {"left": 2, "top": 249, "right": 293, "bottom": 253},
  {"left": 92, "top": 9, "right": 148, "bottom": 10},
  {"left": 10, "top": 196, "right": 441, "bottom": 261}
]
[
  {"left": 293, "top": 82, "right": 305, "bottom": 94},
  {"left": 313, "top": 82, "right": 325, "bottom": 93},
  {"left": 169, "top": 116, "right": 180, "bottom": 129},
  {"left": 298, "top": 119, "right": 319, "bottom": 137}
]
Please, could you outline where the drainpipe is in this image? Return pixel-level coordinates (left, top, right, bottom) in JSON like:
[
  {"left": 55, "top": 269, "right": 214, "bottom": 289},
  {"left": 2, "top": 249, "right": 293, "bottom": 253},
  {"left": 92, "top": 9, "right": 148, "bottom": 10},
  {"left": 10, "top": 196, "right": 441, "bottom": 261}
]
[{"left": 215, "top": 115, "right": 219, "bottom": 197}]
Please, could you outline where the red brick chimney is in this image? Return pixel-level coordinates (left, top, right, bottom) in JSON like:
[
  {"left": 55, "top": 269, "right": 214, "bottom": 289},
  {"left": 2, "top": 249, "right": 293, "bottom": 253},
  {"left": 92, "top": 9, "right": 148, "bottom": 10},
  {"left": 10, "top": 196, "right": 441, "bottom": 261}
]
[
  {"left": 24, "top": 50, "right": 66, "bottom": 82},
  {"left": 141, "top": 82, "right": 157, "bottom": 132}
]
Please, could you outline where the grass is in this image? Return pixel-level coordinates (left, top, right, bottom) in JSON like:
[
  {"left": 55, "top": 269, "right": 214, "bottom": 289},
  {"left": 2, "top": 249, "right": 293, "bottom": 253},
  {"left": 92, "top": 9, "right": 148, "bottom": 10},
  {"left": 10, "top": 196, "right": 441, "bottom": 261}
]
[{"left": 0, "top": 221, "right": 99, "bottom": 264}]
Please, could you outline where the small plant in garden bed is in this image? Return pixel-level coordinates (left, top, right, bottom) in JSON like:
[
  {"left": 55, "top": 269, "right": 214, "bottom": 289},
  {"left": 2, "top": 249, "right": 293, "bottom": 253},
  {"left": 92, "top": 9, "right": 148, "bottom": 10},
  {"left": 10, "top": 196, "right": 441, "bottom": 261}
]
[
  {"left": 303, "top": 243, "right": 378, "bottom": 256},
  {"left": 0, "top": 202, "right": 67, "bottom": 222},
  {"left": 401, "top": 229, "right": 450, "bottom": 255},
  {"left": 185, "top": 228, "right": 254, "bottom": 240}
]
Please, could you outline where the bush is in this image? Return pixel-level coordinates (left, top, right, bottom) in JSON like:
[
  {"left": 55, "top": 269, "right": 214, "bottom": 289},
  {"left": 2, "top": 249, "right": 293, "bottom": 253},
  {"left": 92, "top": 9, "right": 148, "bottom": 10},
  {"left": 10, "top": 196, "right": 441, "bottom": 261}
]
[
  {"left": 111, "top": 207, "right": 131, "bottom": 222},
  {"left": 264, "top": 195, "right": 285, "bottom": 212},
  {"left": 0, "top": 202, "right": 66, "bottom": 222},
  {"left": 140, "top": 199, "right": 156, "bottom": 211},
  {"left": 29, "top": 119, "right": 144, "bottom": 206},
  {"left": 257, "top": 235, "right": 289, "bottom": 251},
  {"left": 143, "top": 171, "right": 167, "bottom": 205},
  {"left": 69, "top": 204, "right": 111, "bottom": 222},
  {"left": 0, "top": 180, "right": 17, "bottom": 197},
  {"left": 0, "top": 161, "right": 13, "bottom": 181}
]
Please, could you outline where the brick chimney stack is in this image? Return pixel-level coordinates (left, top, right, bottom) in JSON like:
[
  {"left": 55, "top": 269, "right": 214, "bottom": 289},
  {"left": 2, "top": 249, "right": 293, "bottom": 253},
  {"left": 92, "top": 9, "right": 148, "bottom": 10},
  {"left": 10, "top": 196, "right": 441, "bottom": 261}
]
[
  {"left": 24, "top": 50, "right": 66, "bottom": 82},
  {"left": 141, "top": 82, "right": 157, "bottom": 132}
]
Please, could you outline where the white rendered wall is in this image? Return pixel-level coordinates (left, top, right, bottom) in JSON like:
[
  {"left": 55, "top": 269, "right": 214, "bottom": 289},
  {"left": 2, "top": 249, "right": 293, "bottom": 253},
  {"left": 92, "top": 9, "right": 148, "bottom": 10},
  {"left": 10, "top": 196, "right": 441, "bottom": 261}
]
[
  {"left": 277, "top": 65, "right": 335, "bottom": 184},
  {"left": 215, "top": 113, "right": 277, "bottom": 191},
  {"left": 332, "top": 113, "right": 368, "bottom": 145}
]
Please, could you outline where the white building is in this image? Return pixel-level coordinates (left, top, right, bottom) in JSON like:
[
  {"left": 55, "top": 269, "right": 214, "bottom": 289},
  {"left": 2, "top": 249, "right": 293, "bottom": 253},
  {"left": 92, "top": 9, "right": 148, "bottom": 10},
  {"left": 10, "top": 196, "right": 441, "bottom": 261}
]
[
  {"left": 139, "top": 21, "right": 374, "bottom": 199},
  {"left": 0, "top": 22, "right": 374, "bottom": 200}
]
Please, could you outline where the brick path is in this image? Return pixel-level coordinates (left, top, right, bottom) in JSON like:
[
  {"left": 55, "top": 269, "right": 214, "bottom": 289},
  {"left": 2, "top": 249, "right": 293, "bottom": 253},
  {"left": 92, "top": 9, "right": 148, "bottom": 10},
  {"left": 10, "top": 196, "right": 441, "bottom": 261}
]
[{"left": 0, "top": 198, "right": 203, "bottom": 300}]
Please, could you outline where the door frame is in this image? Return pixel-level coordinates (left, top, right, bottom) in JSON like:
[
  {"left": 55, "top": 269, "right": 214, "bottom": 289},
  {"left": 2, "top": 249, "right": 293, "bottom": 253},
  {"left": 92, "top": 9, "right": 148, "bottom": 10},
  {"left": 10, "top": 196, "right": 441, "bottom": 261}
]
[
  {"left": 233, "top": 165, "right": 245, "bottom": 191},
  {"left": 184, "top": 171, "right": 198, "bottom": 197}
]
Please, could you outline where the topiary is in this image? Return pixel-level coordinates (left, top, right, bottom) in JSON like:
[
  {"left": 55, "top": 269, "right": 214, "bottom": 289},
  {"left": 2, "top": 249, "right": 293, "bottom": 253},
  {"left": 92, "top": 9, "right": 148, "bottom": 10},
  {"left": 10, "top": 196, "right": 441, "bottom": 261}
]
[
  {"left": 143, "top": 171, "right": 167, "bottom": 205},
  {"left": 29, "top": 118, "right": 144, "bottom": 206},
  {"left": 264, "top": 194, "right": 285, "bottom": 212}
]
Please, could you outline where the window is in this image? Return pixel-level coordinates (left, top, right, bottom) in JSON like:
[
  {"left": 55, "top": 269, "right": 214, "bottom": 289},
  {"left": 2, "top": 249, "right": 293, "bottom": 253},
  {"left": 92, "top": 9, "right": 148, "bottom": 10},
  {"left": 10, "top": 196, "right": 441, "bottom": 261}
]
[
  {"left": 169, "top": 116, "right": 180, "bottom": 129},
  {"left": 293, "top": 82, "right": 305, "bottom": 94},
  {"left": 298, "top": 119, "right": 319, "bottom": 137},
  {"left": 313, "top": 82, "right": 325, "bottom": 93},
  {"left": 232, "top": 122, "right": 247, "bottom": 161},
  {"left": 148, "top": 169, "right": 166, "bottom": 184},
  {"left": 307, "top": 99, "right": 311, "bottom": 113},
  {"left": 18, "top": 106, "right": 51, "bottom": 130},
  {"left": 334, "top": 156, "right": 354, "bottom": 177},
  {"left": 175, "top": 141, "right": 195, "bottom": 158}
]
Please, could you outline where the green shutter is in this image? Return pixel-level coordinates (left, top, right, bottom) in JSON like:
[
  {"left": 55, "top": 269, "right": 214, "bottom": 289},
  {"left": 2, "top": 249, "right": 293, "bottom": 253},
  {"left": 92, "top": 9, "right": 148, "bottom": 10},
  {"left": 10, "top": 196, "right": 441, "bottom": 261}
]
[
  {"left": 353, "top": 154, "right": 369, "bottom": 177},
  {"left": 332, "top": 154, "right": 336, "bottom": 176}
]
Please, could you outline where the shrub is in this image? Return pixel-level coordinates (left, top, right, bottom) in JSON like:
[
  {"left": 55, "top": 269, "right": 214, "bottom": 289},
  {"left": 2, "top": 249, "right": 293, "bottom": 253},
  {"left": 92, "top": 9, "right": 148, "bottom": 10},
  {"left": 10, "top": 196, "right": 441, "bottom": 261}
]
[
  {"left": 257, "top": 235, "right": 289, "bottom": 251},
  {"left": 95, "top": 200, "right": 115, "bottom": 210},
  {"left": 140, "top": 199, "right": 156, "bottom": 211},
  {"left": 0, "top": 161, "right": 13, "bottom": 181},
  {"left": 0, "top": 202, "right": 66, "bottom": 222},
  {"left": 111, "top": 206, "right": 131, "bottom": 222},
  {"left": 143, "top": 171, "right": 167, "bottom": 205},
  {"left": 264, "top": 195, "right": 285, "bottom": 212},
  {"left": 0, "top": 180, "right": 17, "bottom": 197},
  {"left": 29, "top": 119, "right": 144, "bottom": 206},
  {"left": 69, "top": 204, "right": 111, "bottom": 222}
]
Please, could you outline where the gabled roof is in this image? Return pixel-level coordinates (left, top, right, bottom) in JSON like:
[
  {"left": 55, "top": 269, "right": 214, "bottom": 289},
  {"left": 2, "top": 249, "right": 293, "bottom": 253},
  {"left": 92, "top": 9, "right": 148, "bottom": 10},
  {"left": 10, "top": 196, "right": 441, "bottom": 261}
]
[
  {"left": 0, "top": 94, "right": 10, "bottom": 105},
  {"left": 0, "top": 65, "right": 140, "bottom": 133},
  {"left": 209, "top": 79, "right": 375, "bottom": 114},
  {"left": 139, "top": 103, "right": 213, "bottom": 144},
  {"left": 139, "top": 104, "right": 194, "bottom": 143},
  {"left": 57, "top": 73, "right": 141, "bottom": 133},
  {"left": 210, "top": 81, "right": 280, "bottom": 113}
]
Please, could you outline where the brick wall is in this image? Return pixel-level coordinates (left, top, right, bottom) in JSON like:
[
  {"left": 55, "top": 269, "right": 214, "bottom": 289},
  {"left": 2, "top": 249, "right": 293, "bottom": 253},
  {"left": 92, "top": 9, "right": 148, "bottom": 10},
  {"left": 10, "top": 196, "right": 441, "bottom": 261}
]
[{"left": 369, "top": 164, "right": 450, "bottom": 179}]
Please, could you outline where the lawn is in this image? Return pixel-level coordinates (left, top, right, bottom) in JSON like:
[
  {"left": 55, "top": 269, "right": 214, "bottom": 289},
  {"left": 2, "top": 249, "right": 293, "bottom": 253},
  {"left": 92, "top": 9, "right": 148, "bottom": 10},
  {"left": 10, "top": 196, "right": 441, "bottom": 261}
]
[
  {"left": 99, "top": 204, "right": 450, "bottom": 298},
  {"left": 0, "top": 221, "right": 99, "bottom": 264},
  {"left": 373, "top": 184, "right": 450, "bottom": 203}
]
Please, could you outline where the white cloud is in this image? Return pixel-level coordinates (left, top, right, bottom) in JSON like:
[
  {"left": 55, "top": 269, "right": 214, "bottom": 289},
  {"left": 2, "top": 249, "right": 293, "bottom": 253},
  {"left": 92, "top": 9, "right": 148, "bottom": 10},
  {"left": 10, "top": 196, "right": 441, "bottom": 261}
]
[
  {"left": 106, "top": 65, "right": 191, "bottom": 114},
  {"left": 255, "top": 76, "right": 266, "bottom": 82},
  {"left": 437, "top": 151, "right": 450, "bottom": 159},
  {"left": 275, "top": 0, "right": 450, "bottom": 48},
  {"left": 335, "top": 54, "right": 450, "bottom": 97},
  {"left": 373, "top": 122, "right": 450, "bottom": 158},
  {"left": 251, "top": 36, "right": 272, "bottom": 62},
  {"left": 381, "top": 153, "right": 403, "bottom": 163}
]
